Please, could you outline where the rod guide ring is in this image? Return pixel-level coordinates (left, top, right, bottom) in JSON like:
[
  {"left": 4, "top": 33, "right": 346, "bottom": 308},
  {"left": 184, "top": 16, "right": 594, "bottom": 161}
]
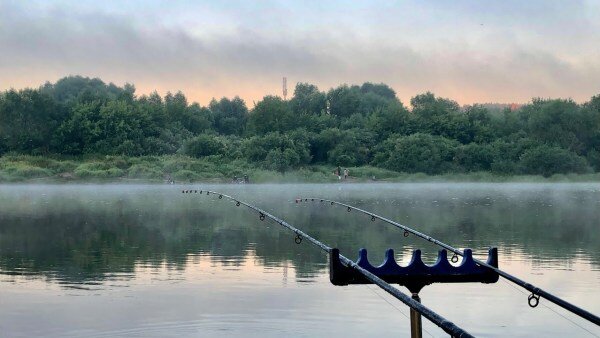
[{"left": 528, "top": 293, "right": 540, "bottom": 308}]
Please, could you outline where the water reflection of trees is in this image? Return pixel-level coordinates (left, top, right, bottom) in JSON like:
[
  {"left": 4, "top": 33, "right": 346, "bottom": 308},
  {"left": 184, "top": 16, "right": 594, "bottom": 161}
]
[{"left": 0, "top": 187, "right": 598, "bottom": 286}]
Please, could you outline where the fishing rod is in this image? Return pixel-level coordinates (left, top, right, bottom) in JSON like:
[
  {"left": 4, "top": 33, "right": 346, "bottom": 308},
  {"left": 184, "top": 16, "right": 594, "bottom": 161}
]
[
  {"left": 182, "top": 189, "right": 474, "bottom": 338},
  {"left": 297, "top": 197, "right": 600, "bottom": 327}
]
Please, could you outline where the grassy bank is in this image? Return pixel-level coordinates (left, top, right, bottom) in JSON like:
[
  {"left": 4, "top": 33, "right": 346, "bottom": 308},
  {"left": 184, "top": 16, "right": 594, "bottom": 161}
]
[{"left": 2, "top": 154, "right": 600, "bottom": 183}]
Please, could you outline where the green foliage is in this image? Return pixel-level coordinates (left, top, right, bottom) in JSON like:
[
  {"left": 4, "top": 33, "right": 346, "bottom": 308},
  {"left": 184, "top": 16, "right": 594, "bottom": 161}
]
[
  {"left": 242, "top": 131, "right": 311, "bottom": 171},
  {"left": 264, "top": 148, "right": 299, "bottom": 173},
  {"left": 41, "top": 75, "right": 130, "bottom": 104},
  {"left": 327, "top": 129, "right": 376, "bottom": 166},
  {"left": 343, "top": 166, "right": 399, "bottom": 180},
  {"left": 290, "top": 83, "right": 326, "bottom": 115},
  {"left": 374, "top": 133, "right": 459, "bottom": 174},
  {"left": 1, "top": 163, "right": 52, "bottom": 179},
  {"left": 365, "top": 101, "right": 411, "bottom": 139},
  {"left": 519, "top": 99, "right": 594, "bottom": 154},
  {"left": 247, "top": 96, "right": 294, "bottom": 134},
  {"left": 182, "top": 134, "right": 224, "bottom": 158},
  {"left": 172, "top": 169, "right": 201, "bottom": 182},
  {"left": 0, "top": 88, "right": 66, "bottom": 154},
  {"left": 127, "top": 164, "right": 163, "bottom": 179},
  {"left": 360, "top": 83, "right": 397, "bottom": 100},
  {"left": 455, "top": 143, "right": 495, "bottom": 172},
  {"left": 519, "top": 145, "right": 590, "bottom": 177},
  {"left": 327, "top": 85, "right": 362, "bottom": 117},
  {"left": 209, "top": 97, "right": 248, "bottom": 135},
  {"left": 74, "top": 162, "right": 125, "bottom": 178},
  {"left": 1, "top": 75, "right": 600, "bottom": 178}
]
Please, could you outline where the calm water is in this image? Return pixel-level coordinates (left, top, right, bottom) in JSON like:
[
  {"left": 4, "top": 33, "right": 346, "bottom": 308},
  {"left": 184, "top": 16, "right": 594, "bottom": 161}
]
[{"left": 0, "top": 183, "right": 599, "bottom": 337}]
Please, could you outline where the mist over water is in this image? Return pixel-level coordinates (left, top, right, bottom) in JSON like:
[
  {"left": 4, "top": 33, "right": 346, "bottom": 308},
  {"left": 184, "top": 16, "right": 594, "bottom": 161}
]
[{"left": 0, "top": 183, "right": 599, "bottom": 337}]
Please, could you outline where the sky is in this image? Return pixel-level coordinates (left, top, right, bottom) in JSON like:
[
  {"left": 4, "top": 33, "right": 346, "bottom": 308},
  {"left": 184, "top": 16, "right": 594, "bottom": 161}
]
[{"left": 1, "top": 0, "right": 600, "bottom": 106}]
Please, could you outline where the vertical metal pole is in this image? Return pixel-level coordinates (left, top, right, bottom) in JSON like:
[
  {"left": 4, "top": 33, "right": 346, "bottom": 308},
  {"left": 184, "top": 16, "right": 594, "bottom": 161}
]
[{"left": 410, "top": 293, "right": 423, "bottom": 338}]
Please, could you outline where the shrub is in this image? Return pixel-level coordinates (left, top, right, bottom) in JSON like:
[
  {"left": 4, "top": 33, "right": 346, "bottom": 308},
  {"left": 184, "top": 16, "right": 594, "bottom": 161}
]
[
  {"left": 373, "top": 133, "right": 459, "bottom": 174},
  {"left": 182, "top": 134, "right": 223, "bottom": 158},
  {"left": 8, "top": 165, "right": 52, "bottom": 178},
  {"left": 74, "top": 162, "right": 125, "bottom": 178},
  {"left": 128, "top": 164, "right": 163, "bottom": 179},
  {"left": 519, "top": 145, "right": 590, "bottom": 177},
  {"left": 172, "top": 169, "right": 201, "bottom": 182}
]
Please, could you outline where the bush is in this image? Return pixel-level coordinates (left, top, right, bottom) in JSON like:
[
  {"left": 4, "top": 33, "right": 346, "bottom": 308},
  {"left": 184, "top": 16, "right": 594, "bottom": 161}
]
[
  {"left": 373, "top": 133, "right": 459, "bottom": 174},
  {"left": 455, "top": 143, "right": 495, "bottom": 172},
  {"left": 182, "top": 134, "right": 224, "bottom": 158},
  {"left": 264, "top": 148, "right": 300, "bottom": 173},
  {"left": 242, "top": 132, "right": 311, "bottom": 167},
  {"left": 2, "top": 164, "right": 52, "bottom": 178},
  {"left": 519, "top": 145, "right": 590, "bottom": 177},
  {"left": 48, "top": 160, "right": 78, "bottom": 173},
  {"left": 345, "top": 166, "right": 399, "bottom": 179},
  {"left": 172, "top": 169, "right": 201, "bottom": 182},
  {"left": 74, "top": 162, "right": 125, "bottom": 178},
  {"left": 128, "top": 164, "right": 163, "bottom": 179},
  {"left": 162, "top": 156, "right": 216, "bottom": 173}
]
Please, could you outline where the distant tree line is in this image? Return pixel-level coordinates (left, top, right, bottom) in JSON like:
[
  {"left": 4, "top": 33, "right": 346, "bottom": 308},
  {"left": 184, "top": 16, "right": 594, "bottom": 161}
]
[{"left": 1, "top": 75, "right": 599, "bottom": 176}]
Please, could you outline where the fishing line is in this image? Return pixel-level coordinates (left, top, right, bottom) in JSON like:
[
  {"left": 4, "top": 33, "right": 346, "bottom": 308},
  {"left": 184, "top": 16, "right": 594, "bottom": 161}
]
[
  {"left": 499, "top": 278, "right": 599, "bottom": 337},
  {"left": 297, "top": 197, "right": 600, "bottom": 327},
  {"left": 366, "top": 285, "right": 436, "bottom": 338},
  {"left": 184, "top": 189, "right": 474, "bottom": 338}
]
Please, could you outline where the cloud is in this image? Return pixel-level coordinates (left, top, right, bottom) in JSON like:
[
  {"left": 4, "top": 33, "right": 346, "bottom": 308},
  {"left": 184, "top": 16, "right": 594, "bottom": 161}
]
[{"left": 1, "top": 1, "right": 599, "bottom": 105}]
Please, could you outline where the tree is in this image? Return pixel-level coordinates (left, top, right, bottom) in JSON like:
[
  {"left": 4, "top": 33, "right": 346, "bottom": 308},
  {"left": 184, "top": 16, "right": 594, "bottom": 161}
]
[
  {"left": 519, "top": 145, "right": 590, "bottom": 177},
  {"left": 265, "top": 148, "right": 300, "bottom": 173},
  {"left": 210, "top": 97, "right": 248, "bottom": 135},
  {"left": 410, "top": 92, "right": 460, "bottom": 120},
  {"left": 165, "top": 91, "right": 188, "bottom": 123},
  {"left": 247, "top": 96, "right": 294, "bottom": 134},
  {"left": 327, "top": 129, "right": 376, "bottom": 166},
  {"left": 41, "top": 75, "right": 127, "bottom": 104},
  {"left": 373, "top": 133, "right": 459, "bottom": 174},
  {"left": 290, "top": 83, "right": 326, "bottom": 115},
  {"left": 182, "top": 103, "right": 214, "bottom": 135},
  {"left": 488, "top": 136, "right": 543, "bottom": 174},
  {"left": 0, "top": 89, "right": 66, "bottom": 154},
  {"left": 182, "top": 134, "right": 224, "bottom": 158},
  {"left": 455, "top": 143, "right": 495, "bottom": 172},
  {"left": 360, "top": 82, "right": 397, "bottom": 100},
  {"left": 410, "top": 92, "right": 477, "bottom": 143},
  {"left": 241, "top": 132, "right": 311, "bottom": 168},
  {"left": 327, "top": 85, "right": 361, "bottom": 117},
  {"left": 54, "top": 100, "right": 150, "bottom": 155},
  {"left": 519, "top": 99, "right": 587, "bottom": 154},
  {"left": 366, "top": 101, "right": 412, "bottom": 140}
]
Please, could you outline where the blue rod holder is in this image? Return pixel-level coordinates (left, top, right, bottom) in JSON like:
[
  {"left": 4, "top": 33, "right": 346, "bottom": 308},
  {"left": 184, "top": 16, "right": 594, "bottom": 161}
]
[{"left": 330, "top": 247, "right": 499, "bottom": 293}]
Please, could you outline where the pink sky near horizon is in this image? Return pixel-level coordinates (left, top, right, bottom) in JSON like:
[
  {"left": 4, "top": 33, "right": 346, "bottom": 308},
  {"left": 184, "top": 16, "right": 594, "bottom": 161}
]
[{"left": 2, "top": 1, "right": 600, "bottom": 107}]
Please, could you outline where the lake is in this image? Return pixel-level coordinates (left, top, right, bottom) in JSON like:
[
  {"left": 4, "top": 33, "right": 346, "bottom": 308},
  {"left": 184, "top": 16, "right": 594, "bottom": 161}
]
[{"left": 0, "top": 183, "right": 599, "bottom": 337}]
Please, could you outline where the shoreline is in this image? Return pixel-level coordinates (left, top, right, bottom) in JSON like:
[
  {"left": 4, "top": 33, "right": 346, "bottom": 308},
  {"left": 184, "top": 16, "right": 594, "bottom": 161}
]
[{"left": 2, "top": 154, "right": 600, "bottom": 184}]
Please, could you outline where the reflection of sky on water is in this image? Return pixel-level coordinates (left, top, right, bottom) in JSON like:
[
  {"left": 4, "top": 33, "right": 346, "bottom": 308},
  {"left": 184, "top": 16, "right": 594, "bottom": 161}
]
[
  {"left": 1, "top": 251, "right": 597, "bottom": 337},
  {"left": 0, "top": 183, "right": 599, "bottom": 337}
]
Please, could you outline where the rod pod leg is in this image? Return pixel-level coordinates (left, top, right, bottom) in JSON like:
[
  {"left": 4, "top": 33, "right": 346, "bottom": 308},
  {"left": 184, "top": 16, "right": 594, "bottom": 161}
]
[{"left": 410, "top": 293, "right": 423, "bottom": 338}]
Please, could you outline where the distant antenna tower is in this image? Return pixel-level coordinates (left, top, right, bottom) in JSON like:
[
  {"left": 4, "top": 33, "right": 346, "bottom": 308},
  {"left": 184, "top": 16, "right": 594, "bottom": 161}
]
[{"left": 282, "top": 77, "right": 288, "bottom": 100}]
